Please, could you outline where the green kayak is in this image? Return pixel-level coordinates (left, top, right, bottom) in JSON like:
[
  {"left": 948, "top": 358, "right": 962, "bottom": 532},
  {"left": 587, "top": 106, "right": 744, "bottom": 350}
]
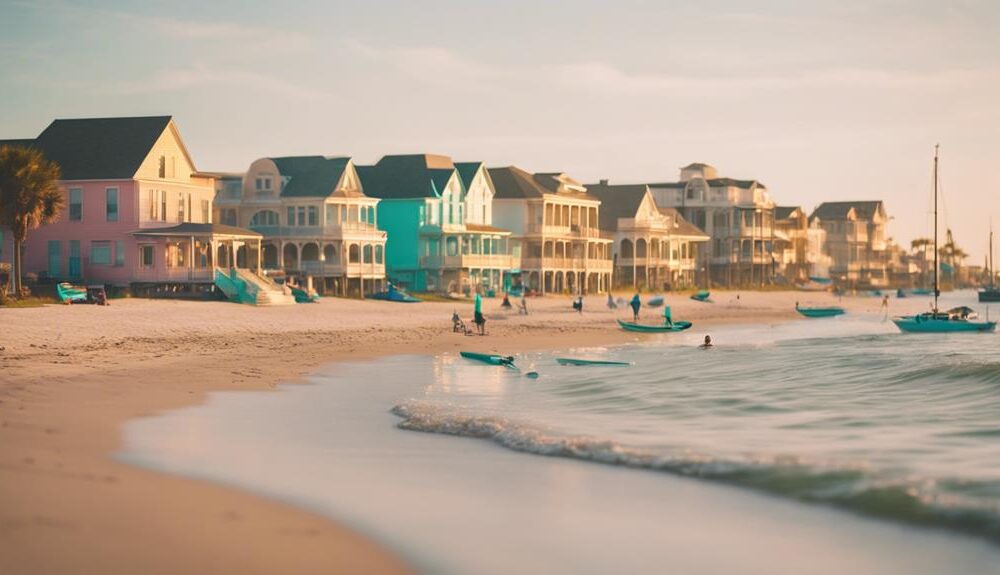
[
  {"left": 460, "top": 351, "right": 517, "bottom": 369},
  {"left": 556, "top": 358, "right": 631, "bottom": 367},
  {"left": 617, "top": 319, "right": 693, "bottom": 333}
]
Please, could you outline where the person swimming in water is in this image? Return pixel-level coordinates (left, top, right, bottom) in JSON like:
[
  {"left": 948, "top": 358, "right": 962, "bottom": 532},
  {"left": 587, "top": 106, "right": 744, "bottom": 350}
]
[{"left": 699, "top": 335, "right": 713, "bottom": 348}]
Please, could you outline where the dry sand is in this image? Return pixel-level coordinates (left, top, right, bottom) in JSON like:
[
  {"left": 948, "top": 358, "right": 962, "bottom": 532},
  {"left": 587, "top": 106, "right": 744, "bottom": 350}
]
[{"left": 0, "top": 290, "right": 915, "bottom": 574}]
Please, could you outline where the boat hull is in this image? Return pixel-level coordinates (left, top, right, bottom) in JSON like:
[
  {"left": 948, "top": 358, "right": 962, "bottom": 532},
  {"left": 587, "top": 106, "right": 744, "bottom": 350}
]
[
  {"left": 796, "top": 307, "right": 845, "bottom": 318},
  {"left": 556, "top": 358, "right": 631, "bottom": 366},
  {"left": 617, "top": 319, "right": 692, "bottom": 333},
  {"left": 892, "top": 317, "right": 997, "bottom": 333},
  {"left": 459, "top": 351, "right": 517, "bottom": 368},
  {"left": 368, "top": 291, "right": 421, "bottom": 303},
  {"left": 978, "top": 289, "right": 1000, "bottom": 303}
]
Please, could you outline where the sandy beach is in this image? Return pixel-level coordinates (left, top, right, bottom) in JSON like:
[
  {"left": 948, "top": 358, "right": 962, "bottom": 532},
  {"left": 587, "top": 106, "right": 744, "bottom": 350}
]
[{"left": 0, "top": 290, "right": 929, "bottom": 573}]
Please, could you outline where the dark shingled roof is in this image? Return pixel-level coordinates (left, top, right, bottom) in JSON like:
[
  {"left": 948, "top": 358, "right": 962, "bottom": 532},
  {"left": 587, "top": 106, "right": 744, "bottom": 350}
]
[
  {"left": 682, "top": 162, "right": 713, "bottom": 169},
  {"left": 270, "top": 156, "right": 355, "bottom": 198},
  {"left": 489, "top": 166, "right": 597, "bottom": 201},
  {"left": 775, "top": 206, "right": 803, "bottom": 220},
  {"left": 130, "top": 223, "right": 261, "bottom": 237},
  {"left": 31, "top": 116, "right": 173, "bottom": 180},
  {"left": 585, "top": 183, "right": 650, "bottom": 231},
  {"left": 358, "top": 154, "right": 457, "bottom": 199},
  {"left": 647, "top": 181, "right": 687, "bottom": 189},
  {"left": 810, "top": 201, "right": 884, "bottom": 221},
  {"left": 0, "top": 138, "right": 37, "bottom": 149}
]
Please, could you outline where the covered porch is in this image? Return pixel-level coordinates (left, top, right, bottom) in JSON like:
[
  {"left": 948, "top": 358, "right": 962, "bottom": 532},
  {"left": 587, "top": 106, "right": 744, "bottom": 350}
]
[{"left": 130, "top": 223, "right": 263, "bottom": 298}]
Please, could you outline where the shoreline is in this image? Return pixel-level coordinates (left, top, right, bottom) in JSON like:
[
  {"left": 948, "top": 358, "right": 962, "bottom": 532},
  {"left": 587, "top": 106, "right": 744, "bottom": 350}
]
[{"left": 0, "top": 291, "right": 933, "bottom": 573}]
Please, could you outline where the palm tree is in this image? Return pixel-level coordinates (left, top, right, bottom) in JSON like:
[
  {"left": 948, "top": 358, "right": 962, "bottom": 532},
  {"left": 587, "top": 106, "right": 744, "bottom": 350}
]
[{"left": 0, "top": 145, "right": 62, "bottom": 298}]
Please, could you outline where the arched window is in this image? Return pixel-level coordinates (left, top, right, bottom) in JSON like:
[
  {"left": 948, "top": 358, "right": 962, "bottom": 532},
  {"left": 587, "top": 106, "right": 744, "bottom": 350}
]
[
  {"left": 249, "top": 210, "right": 279, "bottom": 227},
  {"left": 621, "top": 239, "right": 634, "bottom": 258},
  {"left": 349, "top": 244, "right": 360, "bottom": 263},
  {"left": 363, "top": 245, "right": 373, "bottom": 263},
  {"left": 375, "top": 245, "right": 384, "bottom": 264}
]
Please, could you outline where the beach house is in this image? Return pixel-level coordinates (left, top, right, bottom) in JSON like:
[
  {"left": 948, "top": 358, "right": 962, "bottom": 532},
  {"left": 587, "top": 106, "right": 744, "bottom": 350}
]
[
  {"left": 647, "top": 163, "right": 777, "bottom": 287},
  {"left": 357, "top": 154, "right": 515, "bottom": 294},
  {"left": 809, "top": 201, "right": 890, "bottom": 289},
  {"left": 587, "top": 182, "right": 709, "bottom": 290},
  {"left": 489, "top": 166, "right": 614, "bottom": 294},
  {"left": 1, "top": 116, "right": 269, "bottom": 299},
  {"left": 211, "top": 156, "right": 387, "bottom": 297}
]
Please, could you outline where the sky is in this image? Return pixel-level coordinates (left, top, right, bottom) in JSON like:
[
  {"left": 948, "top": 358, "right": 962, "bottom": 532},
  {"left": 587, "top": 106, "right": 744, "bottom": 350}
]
[{"left": 2, "top": 0, "right": 999, "bottom": 261}]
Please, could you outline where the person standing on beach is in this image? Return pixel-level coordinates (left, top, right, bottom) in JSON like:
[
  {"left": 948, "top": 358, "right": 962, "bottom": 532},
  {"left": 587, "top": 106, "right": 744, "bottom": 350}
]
[
  {"left": 662, "top": 305, "right": 673, "bottom": 327},
  {"left": 629, "top": 293, "right": 641, "bottom": 321},
  {"left": 474, "top": 292, "right": 486, "bottom": 335}
]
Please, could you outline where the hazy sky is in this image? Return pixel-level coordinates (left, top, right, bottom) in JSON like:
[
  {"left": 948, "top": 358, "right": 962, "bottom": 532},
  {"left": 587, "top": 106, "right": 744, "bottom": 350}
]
[{"left": 2, "top": 0, "right": 999, "bottom": 261}]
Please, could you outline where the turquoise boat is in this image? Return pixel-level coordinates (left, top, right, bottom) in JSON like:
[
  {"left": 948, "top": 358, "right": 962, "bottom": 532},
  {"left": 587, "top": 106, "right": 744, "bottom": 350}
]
[
  {"left": 290, "top": 286, "right": 319, "bottom": 303},
  {"left": 460, "top": 351, "right": 517, "bottom": 369},
  {"left": 56, "top": 282, "right": 88, "bottom": 303},
  {"left": 617, "top": 319, "right": 692, "bottom": 333},
  {"left": 795, "top": 305, "right": 845, "bottom": 318},
  {"left": 555, "top": 358, "right": 631, "bottom": 366},
  {"left": 368, "top": 284, "right": 421, "bottom": 303},
  {"left": 690, "top": 290, "right": 711, "bottom": 302},
  {"left": 894, "top": 146, "right": 995, "bottom": 334},
  {"left": 911, "top": 288, "right": 934, "bottom": 296},
  {"left": 892, "top": 312, "right": 996, "bottom": 333}
]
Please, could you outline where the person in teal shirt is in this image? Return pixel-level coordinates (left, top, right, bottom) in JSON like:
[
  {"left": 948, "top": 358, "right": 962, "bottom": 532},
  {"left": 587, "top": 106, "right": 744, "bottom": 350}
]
[
  {"left": 629, "top": 293, "right": 641, "bottom": 321},
  {"left": 663, "top": 304, "right": 673, "bottom": 327},
  {"left": 474, "top": 292, "right": 486, "bottom": 335}
]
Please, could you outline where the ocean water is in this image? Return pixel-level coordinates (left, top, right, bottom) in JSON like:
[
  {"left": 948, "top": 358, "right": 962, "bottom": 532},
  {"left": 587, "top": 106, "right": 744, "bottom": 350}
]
[{"left": 120, "top": 293, "right": 1000, "bottom": 574}]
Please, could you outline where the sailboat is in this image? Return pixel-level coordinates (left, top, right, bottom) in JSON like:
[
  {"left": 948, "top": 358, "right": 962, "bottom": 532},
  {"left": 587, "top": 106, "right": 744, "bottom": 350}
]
[
  {"left": 978, "top": 225, "right": 1000, "bottom": 302},
  {"left": 893, "top": 146, "right": 996, "bottom": 333}
]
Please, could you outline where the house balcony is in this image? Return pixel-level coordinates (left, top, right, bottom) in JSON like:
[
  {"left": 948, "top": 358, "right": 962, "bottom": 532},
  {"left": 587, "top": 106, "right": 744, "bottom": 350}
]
[
  {"left": 249, "top": 223, "right": 383, "bottom": 239},
  {"left": 521, "top": 257, "right": 613, "bottom": 272},
  {"left": 526, "top": 223, "right": 604, "bottom": 239},
  {"left": 617, "top": 257, "right": 698, "bottom": 271},
  {"left": 419, "top": 253, "right": 515, "bottom": 270},
  {"left": 294, "top": 260, "right": 385, "bottom": 278}
]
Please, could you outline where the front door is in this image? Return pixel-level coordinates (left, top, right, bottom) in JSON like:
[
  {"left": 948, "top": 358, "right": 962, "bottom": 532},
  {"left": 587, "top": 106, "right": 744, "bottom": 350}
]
[{"left": 68, "top": 240, "right": 81, "bottom": 278}]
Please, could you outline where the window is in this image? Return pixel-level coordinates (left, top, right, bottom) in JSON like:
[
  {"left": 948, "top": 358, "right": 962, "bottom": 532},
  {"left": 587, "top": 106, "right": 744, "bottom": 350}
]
[
  {"left": 91, "top": 241, "right": 112, "bottom": 265},
  {"left": 187, "top": 195, "right": 192, "bottom": 223},
  {"left": 160, "top": 190, "right": 167, "bottom": 221},
  {"left": 307, "top": 206, "right": 318, "bottom": 226},
  {"left": 114, "top": 240, "right": 125, "bottom": 267},
  {"left": 47, "top": 240, "right": 61, "bottom": 277},
  {"left": 140, "top": 245, "right": 154, "bottom": 268},
  {"left": 326, "top": 204, "right": 335, "bottom": 225},
  {"left": 106, "top": 187, "right": 118, "bottom": 222},
  {"left": 249, "top": 210, "right": 279, "bottom": 227},
  {"left": 69, "top": 188, "right": 82, "bottom": 221},
  {"left": 149, "top": 190, "right": 157, "bottom": 220},
  {"left": 158, "top": 156, "right": 166, "bottom": 178},
  {"left": 177, "top": 193, "right": 185, "bottom": 222},
  {"left": 297, "top": 206, "right": 306, "bottom": 226},
  {"left": 287, "top": 207, "right": 295, "bottom": 226},
  {"left": 201, "top": 200, "right": 210, "bottom": 223},
  {"left": 375, "top": 245, "right": 383, "bottom": 264},
  {"left": 220, "top": 209, "right": 237, "bottom": 226}
]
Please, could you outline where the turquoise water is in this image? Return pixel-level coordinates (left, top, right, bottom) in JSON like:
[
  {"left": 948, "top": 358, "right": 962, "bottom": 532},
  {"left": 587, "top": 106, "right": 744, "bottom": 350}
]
[{"left": 395, "top": 315, "right": 1000, "bottom": 543}]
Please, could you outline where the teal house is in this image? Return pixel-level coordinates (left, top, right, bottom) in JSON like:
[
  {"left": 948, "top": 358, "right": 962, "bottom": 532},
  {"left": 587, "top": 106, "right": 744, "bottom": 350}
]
[{"left": 358, "top": 154, "right": 515, "bottom": 294}]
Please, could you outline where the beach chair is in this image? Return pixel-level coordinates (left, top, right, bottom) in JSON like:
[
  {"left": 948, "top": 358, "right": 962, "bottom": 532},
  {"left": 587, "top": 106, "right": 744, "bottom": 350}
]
[{"left": 452, "top": 311, "right": 471, "bottom": 335}]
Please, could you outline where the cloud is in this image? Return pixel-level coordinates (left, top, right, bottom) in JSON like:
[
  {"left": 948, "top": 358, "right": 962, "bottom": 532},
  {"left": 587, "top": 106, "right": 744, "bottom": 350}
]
[{"left": 108, "top": 65, "right": 333, "bottom": 103}]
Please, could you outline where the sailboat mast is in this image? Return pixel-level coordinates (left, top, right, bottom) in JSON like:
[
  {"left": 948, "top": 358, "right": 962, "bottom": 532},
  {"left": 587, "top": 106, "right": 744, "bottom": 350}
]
[
  {"left": 990, "top": 224, "right": 994, "bottom": 286},
  {"left": 933, "top": 144, "right": 939, "bottom": 310}
]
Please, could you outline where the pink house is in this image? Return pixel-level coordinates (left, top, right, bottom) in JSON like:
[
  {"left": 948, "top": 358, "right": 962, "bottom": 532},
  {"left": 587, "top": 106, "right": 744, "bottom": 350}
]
[{"left": 2, "top": 116, "right": 264, "bottom": 297}]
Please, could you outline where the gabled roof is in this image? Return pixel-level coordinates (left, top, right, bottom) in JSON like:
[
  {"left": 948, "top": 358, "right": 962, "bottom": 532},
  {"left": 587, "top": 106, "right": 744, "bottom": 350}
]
[
  {"left": 358, "top": 154, "right": 457, "bottom": 199},
  {"left": 31, "top": 116, "right": 173, "bottom": 180},
  {"left": 810, "top": 201, "right": 884, "bottom": 221},
  {"left": 585, "top": 183, "right": 650, "bottom": 231},
  {"left": 454, "top": 162, "right": 483, "bottom": 191},
  {"left": 775, "top": 206, "right": 803, "bottom": 220},
  {"left": 269, "top": 156, "right": 358, "bottom": 198},
  {"left": 658, "top": 208, "right": 710, "bottom": 239},
  {"left": 488, "top": 166, "right": 597, "bottom": 201}
]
